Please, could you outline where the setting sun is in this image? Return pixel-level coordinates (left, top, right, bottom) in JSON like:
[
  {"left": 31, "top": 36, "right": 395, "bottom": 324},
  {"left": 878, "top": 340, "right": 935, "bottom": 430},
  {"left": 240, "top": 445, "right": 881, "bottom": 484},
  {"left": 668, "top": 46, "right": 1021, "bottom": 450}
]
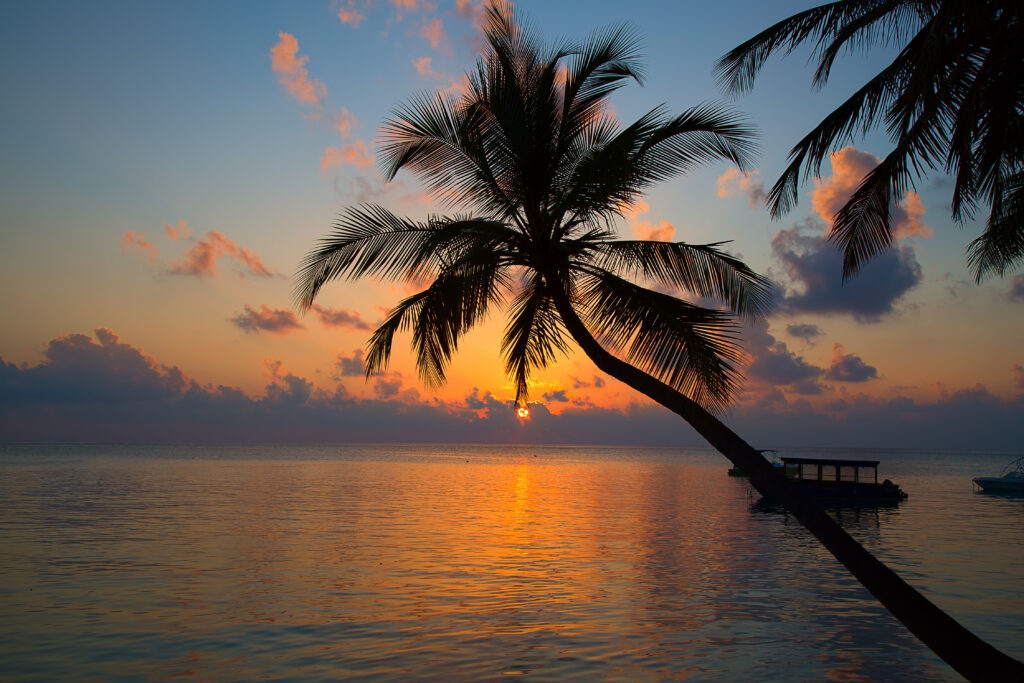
[{"left": 516, "top": 406, "right": 530, "bottom": 420}]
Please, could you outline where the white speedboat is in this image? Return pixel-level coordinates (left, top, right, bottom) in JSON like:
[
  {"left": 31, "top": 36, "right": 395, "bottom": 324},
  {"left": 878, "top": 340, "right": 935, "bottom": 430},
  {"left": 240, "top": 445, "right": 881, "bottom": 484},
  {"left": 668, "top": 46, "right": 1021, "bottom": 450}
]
[{"left": 973, "top": 456, "right": 1024, "bottom": 493}]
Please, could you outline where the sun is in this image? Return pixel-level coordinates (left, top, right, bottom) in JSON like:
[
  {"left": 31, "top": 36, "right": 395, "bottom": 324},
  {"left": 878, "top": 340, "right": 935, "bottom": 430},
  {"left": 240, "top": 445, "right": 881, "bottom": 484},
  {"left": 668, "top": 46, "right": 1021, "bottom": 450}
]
[{"left": 516, "top": 406, "right": 530, "bottom": 419}]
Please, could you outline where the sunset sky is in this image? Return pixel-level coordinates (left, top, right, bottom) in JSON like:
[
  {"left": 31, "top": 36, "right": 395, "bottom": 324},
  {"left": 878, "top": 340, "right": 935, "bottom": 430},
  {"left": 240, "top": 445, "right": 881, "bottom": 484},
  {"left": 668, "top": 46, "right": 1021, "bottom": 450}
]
[{"left": 2, "top": 0, "right": 1022, "bottom": 448}]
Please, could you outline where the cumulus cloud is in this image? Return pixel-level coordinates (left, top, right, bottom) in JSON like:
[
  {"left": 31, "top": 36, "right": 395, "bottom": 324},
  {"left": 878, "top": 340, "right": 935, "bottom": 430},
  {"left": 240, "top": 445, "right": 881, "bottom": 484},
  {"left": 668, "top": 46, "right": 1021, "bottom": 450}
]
[
  {"left": 742, "top": 321, "right": 825, "bottom": 392},
  {"left": 164, "top": 220, "right": 192, "bottom": 240},
  {"left": 621, "top": 198, "right": 674, "bottom": 241},
  {"left": 571, "top": 375, "right": 606, "bottom": 390},
  {"left": 543, "top": 389, "right": 569, "bottom": 403},
  {"left": 812, "top": 146, "right": 934, "bottom": 241},
  {"left": 333, "top": 349, "right": 367, "bottom": 378},
  {"left": 419, "top": 18, "right": 446, "bottom": 49},
  {"left": 337, "top": 2, "right": 365, "bottom": 26},
  {"left": 786, "top": 323, "right": 823, "bottom": 342},
  {"left": 373, "top": 376, "right": 403, "bottom": 399},
  {"left": 2, "top": 328, "right": 1023, "bottom": 449},
  {"left": 332, "top": 108, "right": 356, "bottom": 138},
  {"left": 168, "top": 230, "right": 275, "bottom": 277},
  {"left": 391, "top": 0, "right": 419, "bottom": 14},
  {"left": 1009, "top": 275, "right": 1024, "bottom": 302},
  {"left": 121, "top": 231, "right": 158, "bottom": 264},
  {"left": 311, "top": 304, "right": 372, "bottom": 330},
  {"left": 321, "top": 140, "right": 374, "bottom": 171},
  {"left": 270, "top": 32, "right": 326, "bottom": 106},
  {"left": 771, "top": 221, "right": 922, "bottom": 322},
  {"left": 825, "top": 343, "right": 878, "bottom": 382},
  {"left": 716, "top": 168, "right": 766, "bottom": 209},
  {"left": 231, "top": 305, "right": 306, "bottom": 335},
  {"left": 413, "top": 56, "right": 442, "bottom": 79}
]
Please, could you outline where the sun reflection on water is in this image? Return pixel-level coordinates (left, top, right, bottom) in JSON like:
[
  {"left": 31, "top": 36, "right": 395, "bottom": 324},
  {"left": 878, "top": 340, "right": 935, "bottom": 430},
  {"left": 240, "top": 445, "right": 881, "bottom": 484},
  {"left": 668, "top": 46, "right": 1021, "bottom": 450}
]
[{"left": 0, "top": 444, "right": 1019, "bottom": 681}]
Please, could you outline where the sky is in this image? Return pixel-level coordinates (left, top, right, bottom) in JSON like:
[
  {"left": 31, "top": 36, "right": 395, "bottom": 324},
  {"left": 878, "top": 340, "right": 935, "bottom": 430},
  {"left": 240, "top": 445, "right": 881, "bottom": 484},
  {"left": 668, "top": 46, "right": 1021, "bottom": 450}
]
[{"left": 1, "top": 0, "right": 1022, "bottom": 448}]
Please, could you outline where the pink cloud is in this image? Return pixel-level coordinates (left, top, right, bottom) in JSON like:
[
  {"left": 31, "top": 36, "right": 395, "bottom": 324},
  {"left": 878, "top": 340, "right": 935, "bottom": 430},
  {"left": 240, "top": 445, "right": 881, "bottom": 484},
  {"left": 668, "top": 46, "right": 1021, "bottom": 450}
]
[
  {"left": 164, "top": 219, "right": 192, "bottom": 240},
  {"left": 169, "top": 231, "right": 274, "bottom": 277},
  {"left": 231, "top": 305, "right": 306, "bottom": 335},
  {"left": 333, "top": 349, "right": 367, "bottom": 378},
  {"left": 716, "top": 168, "right": 766, "bottom": 208},
  {"left": 620, "top": 198, "right": 675, "bottom": 241},
  {"left": 121, "top": 231, "right": 158, "bottom": 264},
  {"left": 321, "top": 139, "right": 375, "bottom": 171},
  {"left": 413, "top": 56, "right": 443, "bottom": 80},
  {"left": 311, "top": 304, "right": 372, "bottom": 330},
  {"left": 390, "top": 0, "right": 420, "bottom": 16},
  {"left": 454, "top": 0, "right": 486, "bottom": 22},
  {"left": 270, "top": 32, "right": 327, "bottom": 106},
  {"left": 337, "top": 2, "right": 365, "bottom": 27},
  {"left": 419, "top": 17, "right": 446, "bottom": 49},
  {"left": 437, "top": 74, "right": 470, "bottom": 98},
  {"left": 812, "top": 147, "right": 934, "bottom": 241},
  {"left": 333, "top": 108, "right": 356, "bottom": 138},
  {"left": 825, "top": 343, "right": 878, "bottom": 382}
]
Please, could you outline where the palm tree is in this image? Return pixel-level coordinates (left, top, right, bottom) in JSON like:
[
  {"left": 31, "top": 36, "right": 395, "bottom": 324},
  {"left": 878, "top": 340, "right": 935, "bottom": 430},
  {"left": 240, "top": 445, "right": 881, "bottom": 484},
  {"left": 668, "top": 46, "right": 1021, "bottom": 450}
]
[
  {"left": 296, "top": 5, "right": 1021, "bottom": 679},
  {"left": 716, "top": 0, "right": 1024, "bottom": 281}
]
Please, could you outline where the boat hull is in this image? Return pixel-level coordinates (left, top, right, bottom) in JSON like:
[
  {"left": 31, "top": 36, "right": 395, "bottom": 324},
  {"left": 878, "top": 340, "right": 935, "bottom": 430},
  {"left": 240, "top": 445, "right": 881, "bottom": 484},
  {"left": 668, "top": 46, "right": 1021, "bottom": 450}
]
[
  {"left": 794, "top": 480, "right": 908, "bottom": 501},
  {"left": 973, "top": 477, "right": 1024, "bottom": 493}
]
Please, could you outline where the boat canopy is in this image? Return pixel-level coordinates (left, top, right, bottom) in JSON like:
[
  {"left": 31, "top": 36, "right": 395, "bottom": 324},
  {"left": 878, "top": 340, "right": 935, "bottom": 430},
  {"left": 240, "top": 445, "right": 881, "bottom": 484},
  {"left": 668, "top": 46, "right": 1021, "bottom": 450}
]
[{"left": 780, "top": 457, "right": 880, "bottom": 484}]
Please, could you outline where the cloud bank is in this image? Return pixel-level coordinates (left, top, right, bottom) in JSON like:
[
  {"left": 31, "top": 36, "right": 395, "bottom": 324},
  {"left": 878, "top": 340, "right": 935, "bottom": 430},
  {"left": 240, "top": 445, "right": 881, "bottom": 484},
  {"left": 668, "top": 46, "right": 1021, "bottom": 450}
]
[{"left": 2, "top": 328, "right": 1022, "bottom": 450}]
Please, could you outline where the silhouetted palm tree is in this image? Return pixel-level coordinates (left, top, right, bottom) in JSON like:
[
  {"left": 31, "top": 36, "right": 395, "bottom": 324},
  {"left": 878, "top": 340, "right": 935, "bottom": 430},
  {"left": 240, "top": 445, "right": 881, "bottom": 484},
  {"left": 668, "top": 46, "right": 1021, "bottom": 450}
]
[
  {"left": 297, "top": 5, "right": 1021, "bottom": 679},
  {"left": 717, "top": 0, "right": 1024, "bottom": 281}
]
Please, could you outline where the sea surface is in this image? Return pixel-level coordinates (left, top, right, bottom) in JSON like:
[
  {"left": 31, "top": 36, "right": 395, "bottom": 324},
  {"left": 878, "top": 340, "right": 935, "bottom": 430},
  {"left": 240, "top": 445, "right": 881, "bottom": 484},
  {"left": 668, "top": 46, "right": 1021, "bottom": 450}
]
[{"left": 0, "top": 444, "right": 1021, "bottom": 681}]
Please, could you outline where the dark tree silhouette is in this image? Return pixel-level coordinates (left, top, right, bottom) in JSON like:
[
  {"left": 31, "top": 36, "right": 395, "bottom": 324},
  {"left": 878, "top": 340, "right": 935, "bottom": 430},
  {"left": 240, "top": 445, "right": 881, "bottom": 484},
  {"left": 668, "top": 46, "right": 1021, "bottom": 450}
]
[
  {"left": 297, "top": 5, "right": 1022, "bottom": 680},
  {"left": 717, "top": 0, "right": 1024, "bottom": 281}
]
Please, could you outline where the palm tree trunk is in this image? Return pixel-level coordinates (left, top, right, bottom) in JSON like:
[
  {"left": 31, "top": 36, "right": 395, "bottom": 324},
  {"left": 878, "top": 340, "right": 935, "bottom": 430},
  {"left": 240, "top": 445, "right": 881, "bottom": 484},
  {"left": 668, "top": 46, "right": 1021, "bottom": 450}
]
[{"left": 547, "top": 284, "right": 1023, "bottom": 682}]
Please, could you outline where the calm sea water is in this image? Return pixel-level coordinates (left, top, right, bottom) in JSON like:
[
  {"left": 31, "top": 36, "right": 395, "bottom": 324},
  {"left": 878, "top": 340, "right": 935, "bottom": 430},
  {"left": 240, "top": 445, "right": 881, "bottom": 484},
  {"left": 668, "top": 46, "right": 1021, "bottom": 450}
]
[{"left": 1, "top": 444, "right": 1021, "bottom": 681}]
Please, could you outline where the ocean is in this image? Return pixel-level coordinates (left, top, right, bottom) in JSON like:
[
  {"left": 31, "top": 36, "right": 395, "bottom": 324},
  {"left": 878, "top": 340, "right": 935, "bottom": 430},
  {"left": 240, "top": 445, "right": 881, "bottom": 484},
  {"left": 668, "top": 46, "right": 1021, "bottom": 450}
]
[{"left": 1, "top": 444, "right": 1021, "bottom": 681}]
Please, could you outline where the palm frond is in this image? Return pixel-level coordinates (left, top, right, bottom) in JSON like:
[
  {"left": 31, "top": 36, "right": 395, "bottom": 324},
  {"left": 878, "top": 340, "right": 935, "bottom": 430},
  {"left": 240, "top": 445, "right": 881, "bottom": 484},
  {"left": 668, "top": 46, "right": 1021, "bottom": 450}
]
[
  {"left": 714, "top": 1, "right": 924, "bottom": 93},
  {"left": 577, "top": 270, "right": 743, "bottom": 413},
  {"left": 501, "top": 275, "right": 571, "bottom": 403},
  {"left": 967, "top": 172, "right": 1024, "bottom": 280},
  {"left": 378, "top": 91, "right": 520, "bottom": 220},
  {"left": 368, "top": 251, "right": 509, "bottom": 388},
  {"left": 592, "top": 240, "right": 774, "bottom": 320},
  {"left": 562, "top": 104, "right": 757, "bottom": 229},
  {"left": 294, "top": 206, "right": 515, "bottom": 309}
]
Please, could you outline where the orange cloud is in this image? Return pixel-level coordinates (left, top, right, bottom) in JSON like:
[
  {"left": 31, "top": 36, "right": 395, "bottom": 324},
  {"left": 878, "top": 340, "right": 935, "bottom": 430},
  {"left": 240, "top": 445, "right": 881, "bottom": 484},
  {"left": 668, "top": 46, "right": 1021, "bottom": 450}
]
[
  {"left": 231, "top": 305, "right": 306, "bottom": 335},
  {"left": 413, "top": 56, "right": 442, "bottom": 79},
  {"left": 437, "top": 74, "right": 471, "bottom": 98},
  {"left": 812, "top": 146, "right": 934, "bottom": 241},
  {"left": 270, "top": 32, "right": 327, "bottom": 106},
  {"left": 620, "top": 198, "right": 675, "bottom": 241},
  {"left": 333, "top": 107, "right": 356, "bottom": 138},
  {"left": 716, "top": 168, "right": 766, "bottom": 208},
  {"left": 454, "top": 0, "right": 486, "bottom": 21},
  {"left": 321, "top": 139, "right": 374, "bottom": 171},
  {"left": 164, "top": 220, "right": 192, "bottom": 240},
  {"left": 311, "top": 304, "right": 372, "bottom": 330},
  {"left": 169, "top": 231, "right": 274, "bottom": 277},
  {"left": 121, "top": 231, "right": 158, "bottom": 264},
  {"left": 337, "top": 2, "right": 365, "bottom": 26},
  {"left": 419, "top": 17, "right": 446, "bottom": 49}
]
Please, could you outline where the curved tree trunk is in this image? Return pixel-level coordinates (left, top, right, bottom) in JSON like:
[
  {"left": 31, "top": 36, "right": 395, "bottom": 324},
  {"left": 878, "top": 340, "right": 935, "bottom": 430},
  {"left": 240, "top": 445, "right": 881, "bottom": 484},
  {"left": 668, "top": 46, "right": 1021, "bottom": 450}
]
[{"left": 548, "top": 285, "right": 1023, "bottom": 682}]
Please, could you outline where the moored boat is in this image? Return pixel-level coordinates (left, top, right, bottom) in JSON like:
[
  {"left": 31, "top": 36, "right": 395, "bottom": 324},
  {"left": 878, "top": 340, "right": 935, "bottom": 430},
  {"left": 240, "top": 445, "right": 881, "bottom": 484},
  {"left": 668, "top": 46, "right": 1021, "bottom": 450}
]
[
  {"left": 778, "top": 456, "right": 908, "bottom": 501},
  {"left": 973, "top": 456, "right": 1024, "bottom": 493}
]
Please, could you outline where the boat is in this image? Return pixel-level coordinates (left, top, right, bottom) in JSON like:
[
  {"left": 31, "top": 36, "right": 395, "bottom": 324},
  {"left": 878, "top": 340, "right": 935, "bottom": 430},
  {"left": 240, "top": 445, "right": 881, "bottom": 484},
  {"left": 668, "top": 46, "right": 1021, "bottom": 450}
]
[
  {"left": 973, "top": 456, "right": 1024, "bottom": 493},
  {"left": 777, "top": 456, "right": 908, "bottom": 501}
]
